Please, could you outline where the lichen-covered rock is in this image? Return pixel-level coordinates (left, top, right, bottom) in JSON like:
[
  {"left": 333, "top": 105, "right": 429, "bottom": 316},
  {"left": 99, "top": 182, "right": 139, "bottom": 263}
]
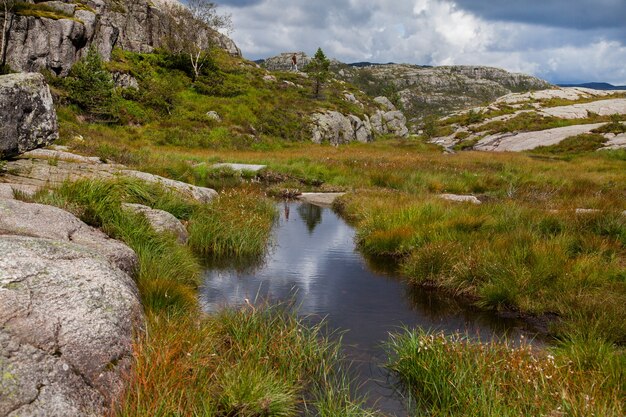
[
  {"left": 261, "top": 52, "right": 310, "bottom": 72},
  {"left": 311, "top": 111, "right": 373, "bottom": 145},
  {"left": 0, "top": 235, "right": 144, "bottom": 417},
  {"left": 370, "top": 110, "right": 409, "bottom": 137},
  {"left": 0, "top": 73, "right": 58, "bottom": 158},
  {"left": 0, "top": 198, "right": 138, "bottom": 274},
  {"left": 122, "top": 203, "right": 188, "bottom": 244},
  {"left": 373, "top": 96, "right": 396, "bottom": 111}
]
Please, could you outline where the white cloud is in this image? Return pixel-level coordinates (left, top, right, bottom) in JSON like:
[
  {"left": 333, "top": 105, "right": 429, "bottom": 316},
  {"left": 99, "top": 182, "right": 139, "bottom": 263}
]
[{"left": 219, "top": 0, "right": 626, "bottom": 84}]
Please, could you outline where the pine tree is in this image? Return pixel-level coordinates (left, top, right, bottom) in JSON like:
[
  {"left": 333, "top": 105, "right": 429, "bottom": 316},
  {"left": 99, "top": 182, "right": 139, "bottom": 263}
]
[
  {"left": 305, "top": 47, "right": 330, "bottom": 98},
  {"left": 66, "top": 47, "right": 115, "bottom": 118}
]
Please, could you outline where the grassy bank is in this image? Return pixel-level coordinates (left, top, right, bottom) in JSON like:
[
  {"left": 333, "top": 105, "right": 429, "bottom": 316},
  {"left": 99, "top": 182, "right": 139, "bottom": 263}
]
[
  {"left": 386, "top": 329, "right": 625, "bottom": 416},
  {"left": 27, "top": 177, "right": 375, "bottom": 416}
]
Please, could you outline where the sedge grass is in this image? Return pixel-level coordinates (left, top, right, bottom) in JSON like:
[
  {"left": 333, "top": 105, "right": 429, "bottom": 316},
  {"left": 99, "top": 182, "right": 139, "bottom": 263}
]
[
  {"left": 188, "top": 187, "right": 277, "bottom": 259},
  {"left": 386, "top": 328, "right": 624, "bottom": 417},
  {"left": 116, "top": 304, "right": 377, "bottom": 417}
]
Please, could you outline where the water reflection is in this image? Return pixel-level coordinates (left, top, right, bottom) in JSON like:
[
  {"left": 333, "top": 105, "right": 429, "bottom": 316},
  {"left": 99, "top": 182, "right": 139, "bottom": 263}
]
[
  {"left": 297, "top": 203, "right": 323, "bottom": 233},
  {"left": 200, "top": 202, "right": 534, "bottom": 416}
]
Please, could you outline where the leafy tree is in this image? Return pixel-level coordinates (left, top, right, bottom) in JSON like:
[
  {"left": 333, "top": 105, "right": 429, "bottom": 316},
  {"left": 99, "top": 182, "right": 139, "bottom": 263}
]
[
  {"left": 66, "top": 47, "right": 115, "bottom": 118},
  {"left": 305, "top": 47, "right": 331, "bottom": 98},
  {"left": 161, "top": 0, "right": 231, "bottom": 82}
]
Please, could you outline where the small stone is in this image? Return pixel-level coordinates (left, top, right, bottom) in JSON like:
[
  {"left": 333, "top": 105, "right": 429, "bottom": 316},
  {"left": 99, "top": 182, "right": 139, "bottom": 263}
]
[
  {"left": 439, "top": 194, "right": 482, "bottom": 205},
  {"left": 206, "top": 111, "right": 222, "bottom": 122}
]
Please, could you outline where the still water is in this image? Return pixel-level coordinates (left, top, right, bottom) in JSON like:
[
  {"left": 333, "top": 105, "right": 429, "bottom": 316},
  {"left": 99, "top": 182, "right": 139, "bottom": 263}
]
[{"left": 200, "top": 201, "right": 533, "bottom": 416}]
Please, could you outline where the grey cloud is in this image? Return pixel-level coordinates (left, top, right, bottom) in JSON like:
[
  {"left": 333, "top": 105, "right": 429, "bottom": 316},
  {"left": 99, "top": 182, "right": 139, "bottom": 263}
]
[
  {"left": 454, "top": 0, "right": 626, "bottom": 30},
  {"left": 220, "top": 0, "right": 626, "bottom": 84}
]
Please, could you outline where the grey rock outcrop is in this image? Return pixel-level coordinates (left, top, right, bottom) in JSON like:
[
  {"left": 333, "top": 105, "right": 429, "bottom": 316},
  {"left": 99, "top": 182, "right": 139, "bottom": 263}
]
[
  {"left": 370, "top": 109, "right": 409, "bottom": 137},
  {"left": 0, "top": 235, "right": 143, "bottom": 417},
  {"left": 310, "top": 99, "right": 409, "bottom": 144},
  {"left": 261, "top": 52, "right": 310, "bottom": 72},
  {"left": 310, "top": 111, "right": 373, "bottom": 145},
  {"left": 0, "top": 198, "right": 138, "bottom": 274},
  {"left": 0, "top": 73, "right": 58, "bottom": 158},
  {"left": 2, "top": 0, "right": 241, "bottom": 76},
  {"left": 336, "top": 63, "right": 551, "bottom": 121},
  {"left": 123, "top": 203, "right": 188, "bottom": 244},
  {"left": 1, "top": 148, "right": 218, "bottom": 203}
]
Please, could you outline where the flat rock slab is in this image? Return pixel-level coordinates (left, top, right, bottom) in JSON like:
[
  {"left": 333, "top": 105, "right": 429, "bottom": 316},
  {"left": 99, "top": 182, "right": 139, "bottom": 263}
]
[
  {"left": 3, "top": 149, "right": 218, "bottom": 203},
  {"left": 439, "top": 194, "right": 482, "bottom": 204},
  {"left": 0, "top": 235, "right": 143, "bottom": 417},
  {"left": 496, "top": 87, "right": 618, "bottom": 105},
  {"left": 540, "top": 99, "right": 626, "bottom": 119},
  {"left": 297, "top": 193, "right": 345, "bottom": 207},
  {"left": 474, "top": 123, "right": 606, "bottom": 152},
  {"left": 212, "top": 163, "right": 267, "bottom": 172}
]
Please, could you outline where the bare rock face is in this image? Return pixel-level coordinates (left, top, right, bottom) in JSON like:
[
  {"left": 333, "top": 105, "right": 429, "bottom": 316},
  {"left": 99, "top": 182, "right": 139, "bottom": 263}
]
[
  {"left": 3, "top": 0, "right": 241, "bottom": 76},
  {"left": 0, "top": 73, "right": 58, "bottom": 158},
  {"left": 0, "top": 235, "right": 143, "bottom": 417},
  {"left": 261, "top": 52, "right": 311, "bottom": 71},
  {"left": 311, "top": 111, "right": 373, "bottom": 145},
  {"left": 370, "top": 109, "right": 409, "bottom": 137}
]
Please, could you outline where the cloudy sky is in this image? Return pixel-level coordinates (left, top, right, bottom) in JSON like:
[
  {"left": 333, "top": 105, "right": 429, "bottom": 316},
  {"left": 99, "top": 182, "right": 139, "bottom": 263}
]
[{"left": 215, "top": 0, "right": 626, "bottom": 85}]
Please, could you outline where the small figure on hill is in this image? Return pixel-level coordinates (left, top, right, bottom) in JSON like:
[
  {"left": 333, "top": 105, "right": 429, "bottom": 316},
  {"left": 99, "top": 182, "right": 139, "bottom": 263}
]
[{"left": 291, "top": 53, "right": 298, "bottom": 72}]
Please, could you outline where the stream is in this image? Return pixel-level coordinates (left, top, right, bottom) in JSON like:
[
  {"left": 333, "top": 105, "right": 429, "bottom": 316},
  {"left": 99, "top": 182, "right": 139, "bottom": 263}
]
[{"left": 199, "top": 201, "right": 535, "bottom": 416}]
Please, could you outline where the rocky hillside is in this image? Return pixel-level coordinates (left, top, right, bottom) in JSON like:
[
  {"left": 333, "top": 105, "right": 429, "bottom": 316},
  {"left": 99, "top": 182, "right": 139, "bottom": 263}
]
[
  {"left": 335, "top": 63, "right": 552, "bottom": 123},
  {"left": 1, "top": 0, "right": 240, "bottom": 76},
  {"left": 428, "top": 87, "right": 626, "bottom": 152},
  {"left": 262, "top": 53, "right": 552, "bottom": 128}
]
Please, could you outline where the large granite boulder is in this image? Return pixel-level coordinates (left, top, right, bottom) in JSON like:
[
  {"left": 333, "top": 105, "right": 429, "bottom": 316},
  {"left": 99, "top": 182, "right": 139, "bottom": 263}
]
[
  {"left": 371, "top": 109, "right": 409, "bottom": 137},
  {"left": 0, "top": 73, "right": 58, "bottom": 158},
  {"left": 0, "top": 198, "right": 138, "bottom": 274},
  {"left": 0, "top": 235, "right": 143, "bottom": 417},
  {"left": 310, "top": 111, "right": 373, "bottom": 145}
]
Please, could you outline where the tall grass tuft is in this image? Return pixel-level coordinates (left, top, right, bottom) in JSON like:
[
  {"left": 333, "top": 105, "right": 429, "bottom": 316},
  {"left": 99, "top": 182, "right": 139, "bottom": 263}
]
[
  {"left": 386, "top": 328, "right": 625, "bottom": 417},
  {"left": 116, "top": 304, "right": 378, "bottom": 417},
  {"left": 188, "top": 188, "right": 277, "bottom": 259}
]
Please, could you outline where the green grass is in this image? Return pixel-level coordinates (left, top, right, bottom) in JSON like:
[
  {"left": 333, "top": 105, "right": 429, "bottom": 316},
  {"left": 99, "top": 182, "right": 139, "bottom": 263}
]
[
  {"left": 188, "top": 187, "right": 277, "bottom": 258},
  {"left": 336, "top": 193, "right": 626, "bottom": 342},
  {"left": 386, "top": 328, "right": 624, "bottom": 417},
  {"left": 532, "top": 133, "right": 607, "bottom": 155}
]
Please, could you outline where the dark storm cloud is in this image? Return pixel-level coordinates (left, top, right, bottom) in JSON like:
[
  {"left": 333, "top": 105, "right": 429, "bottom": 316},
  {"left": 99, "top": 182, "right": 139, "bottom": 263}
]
[{"left": 454, "top": 0, "right": 626, "bottom": 30}]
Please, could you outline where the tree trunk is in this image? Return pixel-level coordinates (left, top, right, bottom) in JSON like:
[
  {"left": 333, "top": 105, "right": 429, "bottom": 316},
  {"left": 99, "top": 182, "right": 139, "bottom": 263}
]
[{"left": 1, "top": 2, "right": 11, "bottom": 67}]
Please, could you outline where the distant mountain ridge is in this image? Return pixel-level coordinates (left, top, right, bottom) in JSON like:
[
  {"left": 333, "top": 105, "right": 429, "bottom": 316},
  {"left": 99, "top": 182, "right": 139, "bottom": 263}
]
[{"left": 558, "top": 82, "right": 626, "bottom": 91}]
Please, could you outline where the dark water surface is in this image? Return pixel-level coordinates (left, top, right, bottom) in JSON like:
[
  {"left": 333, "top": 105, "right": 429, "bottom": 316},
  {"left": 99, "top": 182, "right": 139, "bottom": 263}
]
[{"left": 200, "top": 202, "right": 534, "bottom": 416}]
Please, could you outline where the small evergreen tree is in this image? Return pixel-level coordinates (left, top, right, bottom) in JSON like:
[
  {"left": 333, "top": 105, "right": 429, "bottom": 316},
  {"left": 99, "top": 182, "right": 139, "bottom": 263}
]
[
  {"left": 66, "top": 47, "right": 115, "bottom": 118},
  {"left": 305, "top": 47, "right": 330, "bottom": 98}
]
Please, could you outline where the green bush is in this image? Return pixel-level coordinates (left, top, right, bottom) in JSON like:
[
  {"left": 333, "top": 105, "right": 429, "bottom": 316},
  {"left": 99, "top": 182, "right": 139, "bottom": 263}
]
[{"left": 65, "top": 47, "right": 116, "bottom": 118}]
